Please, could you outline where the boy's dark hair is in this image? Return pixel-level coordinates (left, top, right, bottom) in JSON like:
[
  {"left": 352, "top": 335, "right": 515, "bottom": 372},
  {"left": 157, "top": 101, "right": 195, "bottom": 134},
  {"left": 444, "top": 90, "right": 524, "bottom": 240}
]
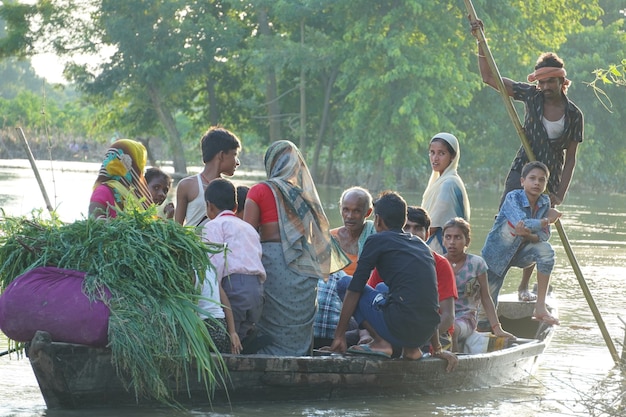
[
  {"left": 144, "top": 167, "right": 171, "bottom": 184},
  {"left": 407, "top": 206, "right": 431, "bottom": 230},
  {"left": 204, "top": 178, "right": 237, "bottom": 212},
  {"left": 521, "top": 161, "right": 550, "bottom": 178},
  {"left": 201, "top": 126, "right": 241, "bottom": 163},
  {"left": 535, "top": 52, "right": 565, "bottom": 70},
  {"left": 373, "top": 190, "right": 407, "bottom": 229},
  {"left": 236, "top": 185, "right": 249, "bottom": 214}
]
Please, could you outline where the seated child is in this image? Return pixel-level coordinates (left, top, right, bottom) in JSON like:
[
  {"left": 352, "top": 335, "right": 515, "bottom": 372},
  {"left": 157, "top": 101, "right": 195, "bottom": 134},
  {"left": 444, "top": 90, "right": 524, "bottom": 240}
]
[
  {"left": 197, "top": 267, "right": 237, "bottom": 354},
  {"left": 481, "top": 161, "right": 561, "bottom": 326},
  {"left": 202, "top": 178, "right": 266, "bottom": 352},
  {"left": 442, "top": 218, "right": 515, "bottom": 352},
  {"left": 145, "top": 167, "right": 175, "bottom": 219}
]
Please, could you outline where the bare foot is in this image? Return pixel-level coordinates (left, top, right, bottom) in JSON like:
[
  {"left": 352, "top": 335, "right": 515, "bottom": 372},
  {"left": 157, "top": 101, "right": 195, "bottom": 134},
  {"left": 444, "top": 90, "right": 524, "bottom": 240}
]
[
  {"left": 532, "top": 310, "right": 560, "bottom": 325},
  {"left": 518, "top": 288, "right": 537, "bottom": 302}
]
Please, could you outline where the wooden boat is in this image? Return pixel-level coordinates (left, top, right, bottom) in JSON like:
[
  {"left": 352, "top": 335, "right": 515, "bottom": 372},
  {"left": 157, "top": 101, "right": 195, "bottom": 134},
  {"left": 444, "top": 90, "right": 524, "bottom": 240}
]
[{"left": 26, "top": 293, "right": 556, "bottom": 409}]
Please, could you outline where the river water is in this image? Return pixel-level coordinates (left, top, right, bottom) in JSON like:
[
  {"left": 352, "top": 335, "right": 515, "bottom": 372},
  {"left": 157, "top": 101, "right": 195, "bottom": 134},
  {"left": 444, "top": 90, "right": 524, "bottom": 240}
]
[{"left": 1, "top": 159, "right": 625, "bottom": 417}]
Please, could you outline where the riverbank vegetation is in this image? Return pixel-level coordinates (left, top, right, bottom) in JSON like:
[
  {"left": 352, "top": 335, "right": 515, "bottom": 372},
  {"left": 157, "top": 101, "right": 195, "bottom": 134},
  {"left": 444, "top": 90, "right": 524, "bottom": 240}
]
[{"left": 0, "top": 1, "right": 625, "bottom": 194}]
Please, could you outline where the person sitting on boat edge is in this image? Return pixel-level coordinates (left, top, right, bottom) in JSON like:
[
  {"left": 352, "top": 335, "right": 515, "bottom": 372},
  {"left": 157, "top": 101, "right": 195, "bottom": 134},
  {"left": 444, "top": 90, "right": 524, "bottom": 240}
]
[
  {"left": 367, "top": 206, "right": 458, "bottom": 351},
  {"left": 406, "top": 206, "right": 457, "bottom": 351},
  {"left": 202, "top": 178, "right": 266, "bottom": 354},
  {"left": 443, "top": 218, "right": 515, "bottom": 352},
  {"left": 314, "top": 186, "right": 376, "bottom": 348},
  {"left": 327, "top": 191, "right": 457, "bottom": 371},
  {"left": 88, "top": 139, "right": 153, "bottom": 219},
  {"left": 145, "top": 167, "right": 175, "bottom": 219},
  {"left": 480, "top": 161, "right": 561, "bottom": 328},
  {"left": 175, "top": 126, "right": 241, "bottom": 227}
]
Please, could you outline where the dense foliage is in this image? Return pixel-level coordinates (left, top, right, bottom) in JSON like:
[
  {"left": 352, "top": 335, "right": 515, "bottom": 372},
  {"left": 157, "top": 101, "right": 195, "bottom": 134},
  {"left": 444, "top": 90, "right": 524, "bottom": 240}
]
[
  {"left": 0, "top": 209, "right": 228, "bottom": 405},
  {"left": 1, "top": 0, "right": 625, "bottom": 193}
]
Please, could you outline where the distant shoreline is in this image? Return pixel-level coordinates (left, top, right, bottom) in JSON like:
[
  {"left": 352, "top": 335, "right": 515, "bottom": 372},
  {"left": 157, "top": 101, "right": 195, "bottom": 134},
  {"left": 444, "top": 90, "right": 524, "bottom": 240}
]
[{"left": 0, "top": 159, "right": 267, "bottom": 183}]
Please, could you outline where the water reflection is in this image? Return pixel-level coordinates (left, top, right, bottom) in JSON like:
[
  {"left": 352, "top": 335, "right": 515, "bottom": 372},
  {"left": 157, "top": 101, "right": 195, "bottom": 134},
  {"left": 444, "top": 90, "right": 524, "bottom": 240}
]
[{"left": 1, "top": 161, "right": 625, "bottom": 417}]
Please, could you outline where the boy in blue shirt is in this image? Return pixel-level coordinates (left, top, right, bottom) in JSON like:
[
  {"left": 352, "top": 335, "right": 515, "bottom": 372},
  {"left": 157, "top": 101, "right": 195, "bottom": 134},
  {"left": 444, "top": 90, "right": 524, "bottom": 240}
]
[{"left": 481, "top": 161, "right": 561, "bottom": 326}]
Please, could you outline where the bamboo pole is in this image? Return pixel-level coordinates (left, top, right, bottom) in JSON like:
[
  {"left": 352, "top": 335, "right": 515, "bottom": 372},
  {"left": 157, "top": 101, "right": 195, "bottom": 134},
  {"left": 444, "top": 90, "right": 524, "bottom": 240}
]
[
  {"left": 618, "top": 316, "right": 625, "bottom": 364},
  {"left": 463, "top": 0, "right": 621, "bottom": 365},
  {"left": 16, "top": 127, "right": 54, "bottom": 214}
]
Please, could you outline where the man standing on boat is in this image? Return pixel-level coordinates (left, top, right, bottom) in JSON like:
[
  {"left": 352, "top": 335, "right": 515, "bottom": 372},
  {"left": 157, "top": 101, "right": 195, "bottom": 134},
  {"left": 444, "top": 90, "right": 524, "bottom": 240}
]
[{"left": 470, "top": 19, "right": 584, "bottom": 307}]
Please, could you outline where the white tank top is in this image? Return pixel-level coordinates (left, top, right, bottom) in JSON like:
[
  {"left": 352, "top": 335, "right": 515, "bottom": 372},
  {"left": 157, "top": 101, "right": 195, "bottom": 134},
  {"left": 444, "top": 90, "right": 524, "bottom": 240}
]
[
  {"left": 184, "top": 174, "right": 207, "bottom": 227},
  {"left": 542, "top": 115, "right": 565, "bottom": 140}
]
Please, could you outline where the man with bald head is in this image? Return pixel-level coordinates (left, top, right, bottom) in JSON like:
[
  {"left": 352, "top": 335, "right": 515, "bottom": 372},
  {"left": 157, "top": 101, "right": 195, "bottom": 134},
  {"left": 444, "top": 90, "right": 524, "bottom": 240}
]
[{"left": 330, "top": 186, "right": 375, "bottom": 276}]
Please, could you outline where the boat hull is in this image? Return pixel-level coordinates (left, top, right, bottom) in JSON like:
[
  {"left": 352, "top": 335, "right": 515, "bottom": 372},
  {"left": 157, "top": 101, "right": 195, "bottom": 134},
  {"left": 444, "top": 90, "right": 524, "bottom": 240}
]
[{"left": 27, "top": 293, "right": 556, "bottom": 409}]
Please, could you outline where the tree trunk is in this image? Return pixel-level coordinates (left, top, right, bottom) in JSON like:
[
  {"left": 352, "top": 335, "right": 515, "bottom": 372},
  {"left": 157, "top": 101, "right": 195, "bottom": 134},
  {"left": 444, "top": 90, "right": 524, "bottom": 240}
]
[
  {"left": 147, "top": 83, "right": 187, "bottom": 174},
  {"left": 323, "top": 130, "right": 336, "bottom": 185},
  {"left": 258, "top": 8, "right": 282, "bottom": 142},
  {"left": 299, "top": 19, "right": 306, "bottom": 156},
  {"left": 312, "top": 67, "right": 338, "bottom": 180}
]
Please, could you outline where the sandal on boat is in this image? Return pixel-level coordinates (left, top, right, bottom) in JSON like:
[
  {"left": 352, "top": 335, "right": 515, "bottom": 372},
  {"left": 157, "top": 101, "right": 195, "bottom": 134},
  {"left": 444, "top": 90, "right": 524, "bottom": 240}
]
[
  {"left": 532, "top": 312, "right": 560, "bottom": 326},
  {"left": 518, "top": 289, "right": 537, "bottom": 302},
  {"left": 346, "top": 344, "right": 391, "bottom": 359}
]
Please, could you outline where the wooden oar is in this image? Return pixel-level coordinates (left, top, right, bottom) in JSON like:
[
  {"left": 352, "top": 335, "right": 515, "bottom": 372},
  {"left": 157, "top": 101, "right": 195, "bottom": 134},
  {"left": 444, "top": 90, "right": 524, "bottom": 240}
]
[
  {"left": 16, "top": 127, "right": 54, "bottom": 214},
  {"left": 463, "top": 0, "right": 621, "bottom": 365}
]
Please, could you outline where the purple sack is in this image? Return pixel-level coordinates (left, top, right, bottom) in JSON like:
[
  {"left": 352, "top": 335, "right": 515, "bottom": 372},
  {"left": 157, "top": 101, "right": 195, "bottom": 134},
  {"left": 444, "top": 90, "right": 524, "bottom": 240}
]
[{"left": 0, "top": 266, "right": 110, "bottom": 347}]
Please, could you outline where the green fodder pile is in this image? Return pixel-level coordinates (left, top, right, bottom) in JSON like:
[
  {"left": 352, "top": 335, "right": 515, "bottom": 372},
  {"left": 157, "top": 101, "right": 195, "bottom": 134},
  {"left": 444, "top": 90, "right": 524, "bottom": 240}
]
[{"left": 0, "top": 208, "right": 228, "bottom": 405}]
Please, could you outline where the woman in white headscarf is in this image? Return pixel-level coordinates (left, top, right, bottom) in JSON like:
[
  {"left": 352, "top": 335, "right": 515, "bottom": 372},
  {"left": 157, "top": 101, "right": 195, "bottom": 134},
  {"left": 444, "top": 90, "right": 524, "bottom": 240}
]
[{"left": 421, "top": 133, "right": 471, "bottom": 254}]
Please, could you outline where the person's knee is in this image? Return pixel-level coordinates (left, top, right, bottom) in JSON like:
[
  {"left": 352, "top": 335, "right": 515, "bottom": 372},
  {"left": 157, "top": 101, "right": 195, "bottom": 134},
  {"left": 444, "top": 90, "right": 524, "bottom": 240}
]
[
  {"left": 532, "top": 242, "right": 555, "bottom": 275},
  {"left": 336, "top": 274, "right": 351, "bottom": 301},
  {"left": 375, "top": 282, "right": 389, "bottom": 294}
]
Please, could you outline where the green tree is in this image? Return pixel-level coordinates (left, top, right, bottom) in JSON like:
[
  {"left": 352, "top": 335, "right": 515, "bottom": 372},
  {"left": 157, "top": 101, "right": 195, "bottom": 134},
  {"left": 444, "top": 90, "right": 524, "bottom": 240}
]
[
  {"left": 6, "top": 0, "right": 621, "bottom": 193},
  {"left": 3, "top": 0, "right": 251, "bottom": 174},
  {"left": 455, "top": 0, "right": 603, "bottom": 190},
  {"left": 561, "top": 17, "right": 626, "bottom": 192}
]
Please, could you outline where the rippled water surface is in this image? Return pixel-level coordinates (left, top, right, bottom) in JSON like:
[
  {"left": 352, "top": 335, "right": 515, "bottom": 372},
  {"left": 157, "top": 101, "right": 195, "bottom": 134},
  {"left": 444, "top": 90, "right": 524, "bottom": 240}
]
[{"left": 1, "top": 160, "right": 625, "bottom": 417}]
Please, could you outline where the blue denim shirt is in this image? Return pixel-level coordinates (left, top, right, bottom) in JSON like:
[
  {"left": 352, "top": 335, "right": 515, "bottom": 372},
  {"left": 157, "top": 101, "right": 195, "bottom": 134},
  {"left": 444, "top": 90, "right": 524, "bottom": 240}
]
[{"left": 481, "top": 190, "right": 551, "bottom": 277}]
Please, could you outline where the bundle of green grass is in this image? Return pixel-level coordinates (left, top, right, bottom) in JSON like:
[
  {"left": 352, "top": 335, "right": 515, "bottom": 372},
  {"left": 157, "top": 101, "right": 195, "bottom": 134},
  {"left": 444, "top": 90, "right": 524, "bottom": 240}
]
[{"left": 0, "top": 208, "right": 227, "bottom": 405}]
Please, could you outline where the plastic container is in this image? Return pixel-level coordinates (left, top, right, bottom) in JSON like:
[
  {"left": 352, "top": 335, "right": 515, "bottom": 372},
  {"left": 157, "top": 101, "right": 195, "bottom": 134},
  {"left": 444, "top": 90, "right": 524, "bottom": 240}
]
[{"left": 463, "top": 331, "right": 510, "bottom": 354}]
